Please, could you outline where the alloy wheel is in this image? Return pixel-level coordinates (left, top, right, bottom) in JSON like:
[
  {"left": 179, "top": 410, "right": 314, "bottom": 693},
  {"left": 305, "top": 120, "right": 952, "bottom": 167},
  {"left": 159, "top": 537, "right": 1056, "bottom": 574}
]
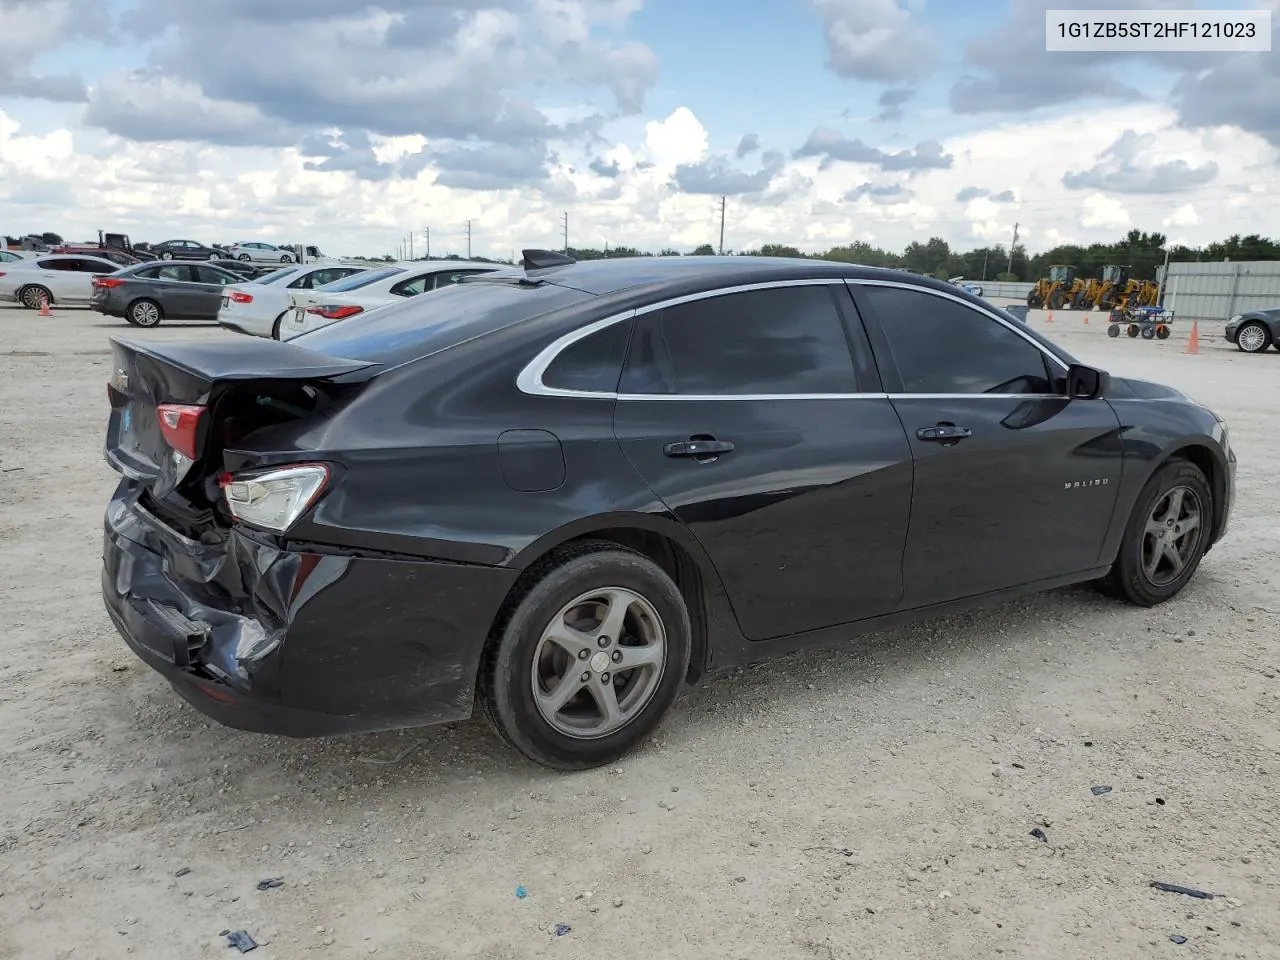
[
  {"left": 1141, "top": 485, "right": 1203, "bottom": 587},
  {"left": 1237, "top": 323, "right": 1268, "bottom": 353},
  {"left": 531, "top": 586, "right": 666, "bottom": 739},
  {"left": 20, "top": 286, "right": 47, "bottom": 309},
  {"left": 131, "top": 301, "right": 160, "bottom": 326}
]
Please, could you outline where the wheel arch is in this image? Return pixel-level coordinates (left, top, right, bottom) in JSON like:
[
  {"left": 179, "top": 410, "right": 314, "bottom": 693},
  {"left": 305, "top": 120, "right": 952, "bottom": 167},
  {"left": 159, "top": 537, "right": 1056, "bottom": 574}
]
[
  {"left": 496, "top": 513, "right": 730, "bottom": 684},
  {"left": 18, "top": 283, "right": 53, "bottom": 305},
  {"left": 1154, "top": 439, "right": 1228, "bottom": 552}
]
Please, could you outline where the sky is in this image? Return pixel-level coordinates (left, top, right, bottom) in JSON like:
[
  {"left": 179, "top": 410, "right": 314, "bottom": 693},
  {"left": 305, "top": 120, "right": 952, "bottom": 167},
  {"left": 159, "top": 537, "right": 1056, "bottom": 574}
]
[{"left": 0, "top": 0, "right": 1277, "bottom": 260}]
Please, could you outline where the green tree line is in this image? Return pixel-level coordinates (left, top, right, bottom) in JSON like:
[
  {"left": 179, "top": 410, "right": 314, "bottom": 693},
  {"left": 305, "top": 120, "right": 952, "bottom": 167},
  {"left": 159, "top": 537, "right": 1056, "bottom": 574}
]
[{"left": 547, "top": 230, "right": 1280, "bottom": 283}]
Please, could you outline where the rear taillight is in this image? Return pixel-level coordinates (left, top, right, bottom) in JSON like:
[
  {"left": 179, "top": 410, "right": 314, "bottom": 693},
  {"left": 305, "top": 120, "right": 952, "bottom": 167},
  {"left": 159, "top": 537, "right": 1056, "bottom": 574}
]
[
  {"left": 156, "top": 403, "right": 206, "bottom": 460},
  {"left": 230, "top": 291, "right": 253, "bottom": 304},
  {"left": 306, "top": 304, "right": 364, "bottom": 320},
  {"left": 94, "top": 277, "right": 125, "bottom": 288},
  {"left": 222, "top": 464, "right": 330, "bottom": 533}
]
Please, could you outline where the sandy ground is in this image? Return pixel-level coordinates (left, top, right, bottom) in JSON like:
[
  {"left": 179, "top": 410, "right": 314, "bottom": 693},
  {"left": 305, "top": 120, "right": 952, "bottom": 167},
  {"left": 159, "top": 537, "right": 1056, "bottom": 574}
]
[{"left": 0, "top": 303, "right": 1277, "bottom": 960}]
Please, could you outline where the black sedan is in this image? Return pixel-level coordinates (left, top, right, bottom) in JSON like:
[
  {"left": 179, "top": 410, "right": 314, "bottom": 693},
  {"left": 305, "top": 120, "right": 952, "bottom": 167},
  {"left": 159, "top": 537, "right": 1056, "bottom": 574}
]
[
  {"left": 148, "top": 239, "right": 230, "bottom": 261},
  {"left": 92, "top": 261, "right": 242, "bottom": 326},
  {"left": 1224, "top": 307, "right": 1280, "bottom": 353},
  {"left": 100, "top": 252, "right": 1236, "bottom": 769}
]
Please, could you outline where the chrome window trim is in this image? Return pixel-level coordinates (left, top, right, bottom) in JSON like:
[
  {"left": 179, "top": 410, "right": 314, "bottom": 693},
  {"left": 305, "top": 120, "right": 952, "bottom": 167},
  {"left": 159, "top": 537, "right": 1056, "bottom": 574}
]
[
  {"left": 516, "top": 278, "right": 854, "bottom": 399},
  {"left": 847, "top": 278, "right": 1070, "bottom": 372},
  {"left": 515, "top": 276, "right": 1070, "bottom": 401}
]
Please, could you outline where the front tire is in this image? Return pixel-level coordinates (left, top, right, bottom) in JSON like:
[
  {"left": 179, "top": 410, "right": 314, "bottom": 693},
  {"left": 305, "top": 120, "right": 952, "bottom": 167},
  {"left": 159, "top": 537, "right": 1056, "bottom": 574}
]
[
  {"left": 238, "top": 253, "right": 252, "bottom": 261},
  {"left": 1236, "top": 321, "right": 1270, "bottom": 354},
  {"left": 19, "top": 284, "right": 52, "bottom": 309},
  {"left": 160, "top": 251, "right": 174, "bottom": 260},
  {"left": 480, "top": 543, "right": 691, "bottom": 770},
  {"left": 126, "top": 298, "right": 163, "bottom": 327},
  {"left": 1100, "top": 460, "right": 1211, "bottom": 607}
]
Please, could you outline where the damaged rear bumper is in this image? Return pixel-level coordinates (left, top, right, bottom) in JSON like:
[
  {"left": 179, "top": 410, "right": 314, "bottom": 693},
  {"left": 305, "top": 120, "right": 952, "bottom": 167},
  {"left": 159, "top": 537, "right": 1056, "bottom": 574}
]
[{"left": 101, "top": 480, "right": 519, "bottom": 737}]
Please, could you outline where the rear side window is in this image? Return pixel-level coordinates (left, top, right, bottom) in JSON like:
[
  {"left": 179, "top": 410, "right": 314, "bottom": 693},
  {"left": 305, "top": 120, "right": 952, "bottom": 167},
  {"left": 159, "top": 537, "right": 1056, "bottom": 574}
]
[
  {"left": 194, "top": 265, "right": 235, "bottom": 284},
  {"left": 298, "top": 279, "right": 593, "bottom": 365},
  {"left": 157, "top": 264, "right": 191, "bottom": 281},
  {"left": 860, "top": 285, "right": 1053, "bottom": 395},
  {"left": 542, "top": 320, "right": 632, "bottom": 393},
  {"left": 620, "top": 285, "right": 858, "bottom": 395},
  {"left": 390, "top": 273, "right": 437, "bottom": 296},
  {"left": 320, "top": 265, "right": 404, "bottom": 292}
]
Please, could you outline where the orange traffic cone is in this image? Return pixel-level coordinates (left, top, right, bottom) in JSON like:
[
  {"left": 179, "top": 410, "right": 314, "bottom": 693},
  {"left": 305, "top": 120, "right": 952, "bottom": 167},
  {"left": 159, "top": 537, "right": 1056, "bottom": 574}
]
[
  {"left": 1082, "top": 310, "right": 1089, "bottom": 324},
  {"left": 1046, "top": 310, "right": 1054, "bottom": 323},
  {"left": 1185, "top": 321, "right": 1199, "bottom": 355},
  {"left": 38, "top": 296, "right": 51, "bottom": 317}
]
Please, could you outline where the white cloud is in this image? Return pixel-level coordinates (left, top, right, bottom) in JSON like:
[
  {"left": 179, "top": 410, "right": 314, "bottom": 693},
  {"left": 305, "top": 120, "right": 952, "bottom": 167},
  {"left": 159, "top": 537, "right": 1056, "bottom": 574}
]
[
  {"left": 642, "top": 107, "right": 708, "bottom": 169},
  {"left": 1079, "top": 193, "right": 1130, "bottom": 230},
  {"left": 1, "top": 101, "right": 1277, "bottom": 258}
]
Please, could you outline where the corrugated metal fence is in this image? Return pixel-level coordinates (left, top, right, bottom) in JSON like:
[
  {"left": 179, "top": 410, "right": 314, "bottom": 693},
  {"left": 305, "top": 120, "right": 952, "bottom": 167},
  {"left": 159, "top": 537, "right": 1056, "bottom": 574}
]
[
  {"left": 976, "top": 281, "right": 1035, "bottom": 300},
  {"left": 1158, "top": 261, "right": 1280, "bottom": 321}
]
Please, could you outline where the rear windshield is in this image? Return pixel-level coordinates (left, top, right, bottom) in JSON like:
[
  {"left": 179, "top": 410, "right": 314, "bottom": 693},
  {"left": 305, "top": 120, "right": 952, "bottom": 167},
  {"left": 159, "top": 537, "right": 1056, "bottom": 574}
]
[
  {"left": 296, "top": 279, "right": 595, "bottom": 364},
  {"left": 319, "top": 265, "right": 405, "bottom": 292},
  {"left": 255, "top": 267, "right": 299, "bottom": 285}
]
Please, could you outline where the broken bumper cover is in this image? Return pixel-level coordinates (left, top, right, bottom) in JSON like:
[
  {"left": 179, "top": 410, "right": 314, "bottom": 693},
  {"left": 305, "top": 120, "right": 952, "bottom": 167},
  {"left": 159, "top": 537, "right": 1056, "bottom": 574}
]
[{"left": 101, "top": 481, "right": 520, "bottom": 737}]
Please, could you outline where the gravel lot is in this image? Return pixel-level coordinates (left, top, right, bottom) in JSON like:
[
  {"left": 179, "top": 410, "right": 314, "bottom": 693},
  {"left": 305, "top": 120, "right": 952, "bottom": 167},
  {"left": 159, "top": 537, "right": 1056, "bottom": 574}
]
[{"left": 1, "top": 304, "right": 1277, "bottom": 960}]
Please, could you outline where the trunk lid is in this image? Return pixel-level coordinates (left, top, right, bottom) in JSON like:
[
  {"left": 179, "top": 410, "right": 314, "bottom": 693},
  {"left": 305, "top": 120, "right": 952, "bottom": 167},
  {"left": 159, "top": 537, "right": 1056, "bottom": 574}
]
[{"left": 105, "top": 335, "right": 379, "bottom": 502}]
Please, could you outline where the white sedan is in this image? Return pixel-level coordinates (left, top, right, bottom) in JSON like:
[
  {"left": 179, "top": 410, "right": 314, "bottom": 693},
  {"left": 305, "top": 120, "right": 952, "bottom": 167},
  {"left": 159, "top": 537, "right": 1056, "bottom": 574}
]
[
  {"left": 280, "top": 261, "right": 503, "bottom": 339},
  {"left": 226, "top": 241, "right": 297, "bottom": 264},
  {"left": 0, "top": 253, "right": 121, "bottom": 308},
  {"left": 217, "top": 263, "right": 369, "bottom": 338}
]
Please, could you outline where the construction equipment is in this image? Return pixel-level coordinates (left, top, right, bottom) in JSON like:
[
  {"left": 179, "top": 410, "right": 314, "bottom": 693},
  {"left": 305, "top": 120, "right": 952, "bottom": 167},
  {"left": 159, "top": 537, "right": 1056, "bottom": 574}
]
[
  {"left": 1026, "top": 264, "right": 1081, "bottom": 309},
  {"left": 1087, "top": 265, "right": 1161, "bottom": 311}
]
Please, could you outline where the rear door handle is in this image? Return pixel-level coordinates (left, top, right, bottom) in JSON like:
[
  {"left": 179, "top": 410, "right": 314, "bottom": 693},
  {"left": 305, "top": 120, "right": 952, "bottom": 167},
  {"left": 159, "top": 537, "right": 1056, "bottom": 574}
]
[
  {"left": 664, "top": 439, "right": 735, "bottom": 458},
  {"left": 917, "top": 424, "right": 972, "bottom": 442}
]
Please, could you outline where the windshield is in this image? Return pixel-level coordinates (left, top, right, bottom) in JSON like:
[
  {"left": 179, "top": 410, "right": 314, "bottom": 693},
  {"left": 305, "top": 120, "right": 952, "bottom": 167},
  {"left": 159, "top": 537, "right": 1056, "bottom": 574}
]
[
  {"left": 319, "top": 265, "right": 405, "bottom": 292},
  {"left": 297, "top": 279, "right": 594, "bottom": 365}
]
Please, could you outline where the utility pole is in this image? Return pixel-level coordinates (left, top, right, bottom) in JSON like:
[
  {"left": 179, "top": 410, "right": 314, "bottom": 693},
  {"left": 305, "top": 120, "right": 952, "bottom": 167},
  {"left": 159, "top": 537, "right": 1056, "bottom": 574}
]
[
  {"left": 1007, "top": 222, "right": 1019, "bottom": 276},
  {"left": 1155, "top": 245, "right": 1171, "bottom": 305},
  {"left": 408, "top": 232, "right": 414, "bottom": 260},
  {"left": 561, "top": 211, "right": 569, "bottom": 254},
  {"left": 718, "top": 196, "right": 726, "bottom": 255},
  {"left": 423, "top": 227, "right": 430, "bottom": 260},
  {"left": 465, "top": 220, "right": 472, "bottom": 259},
  {"left": 981, "top": 249, "right": 989, "bottom": 281}
]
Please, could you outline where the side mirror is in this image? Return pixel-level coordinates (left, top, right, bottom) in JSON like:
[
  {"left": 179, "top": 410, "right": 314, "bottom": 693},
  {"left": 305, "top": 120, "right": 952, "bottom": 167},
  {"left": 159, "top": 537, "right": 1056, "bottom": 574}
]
[{"left": 1066, "top": 363, "right": 1110, "bottom": 399}]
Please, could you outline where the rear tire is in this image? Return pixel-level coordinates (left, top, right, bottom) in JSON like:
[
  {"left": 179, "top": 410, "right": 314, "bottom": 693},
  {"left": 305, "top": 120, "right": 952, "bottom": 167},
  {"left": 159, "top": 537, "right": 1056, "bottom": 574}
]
[
  {"left": 1099, "top": 460, "right": 1211, "bottom": 607},
  {"left": 126, "top": 298, "right": 163, "bottom": 327},
  {"left": 480, "top": 543, "right": 691, "bottom": 770},
  {"left": 19, "top": 284, "right": 52, "bottom": 309},
  {"left": 1107, "top": 323, "right": 1120, "bottom": 338},
  {"left": 270, "top": 311, "right": 287, "bottom": 340}
]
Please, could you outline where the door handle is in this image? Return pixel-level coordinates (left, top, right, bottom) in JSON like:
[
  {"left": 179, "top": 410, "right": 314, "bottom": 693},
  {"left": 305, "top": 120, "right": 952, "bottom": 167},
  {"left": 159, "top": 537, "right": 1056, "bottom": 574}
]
[
  {"left": 917, "top": 424, "right": 972, "bottom": 443},
  {"left": 663, "top": 438, "right": 735, "bottom": 458}
]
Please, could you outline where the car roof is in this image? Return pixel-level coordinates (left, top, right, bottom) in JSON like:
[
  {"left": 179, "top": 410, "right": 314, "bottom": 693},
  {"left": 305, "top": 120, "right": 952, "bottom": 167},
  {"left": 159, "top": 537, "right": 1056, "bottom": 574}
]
[
  {"left": 472, "top": 254, "right": 961, "bottom": 298},
  {"left": 29, "top": 253, "right": 118, "bottom": 264}
]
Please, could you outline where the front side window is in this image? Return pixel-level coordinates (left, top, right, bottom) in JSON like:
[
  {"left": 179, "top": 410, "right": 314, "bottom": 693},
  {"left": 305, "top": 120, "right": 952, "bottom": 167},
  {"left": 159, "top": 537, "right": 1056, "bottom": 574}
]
[
  {"left": 619, "top": 285, "right": 859, "bottom": 395},
  {"left": 194, "top": 265, "right": 233, "bottom": 285},
  {"left": 860, "top": 285, "right": 1053, "bottom": 395},
  {"left": 157, "top": 264, "right": 190, "bottom": 282}
]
